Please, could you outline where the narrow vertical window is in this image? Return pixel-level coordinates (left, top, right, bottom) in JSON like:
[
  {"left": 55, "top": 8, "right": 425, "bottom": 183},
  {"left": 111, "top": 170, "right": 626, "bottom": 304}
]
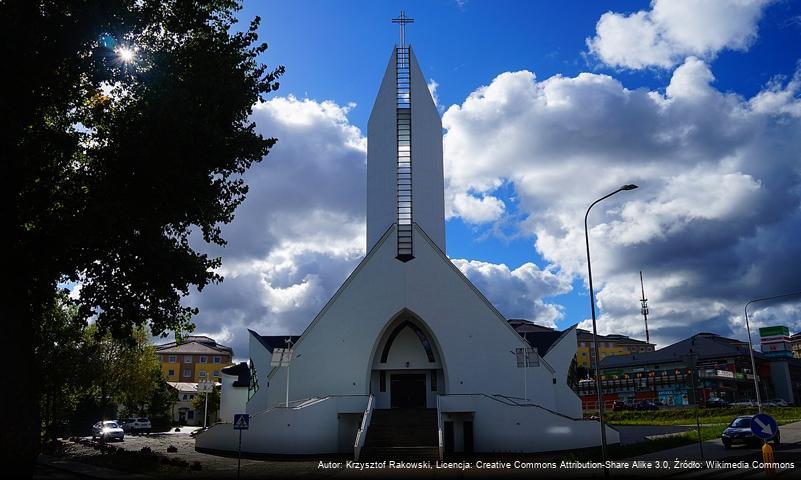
[
  {"left": 380, "top": 370, "right": 386, "bottom": 392},
  {"left": 431, "top": 370, "right": 437, "bottom": 391},
  {"left": 396, "top": 46, "right": 413, "bottom": 261}
]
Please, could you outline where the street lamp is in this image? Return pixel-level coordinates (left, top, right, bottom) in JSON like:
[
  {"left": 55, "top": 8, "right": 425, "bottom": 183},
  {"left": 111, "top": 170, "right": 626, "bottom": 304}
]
[
  {"left": 584, "top": 183, "right": 638, "bottom": 474},
  {"left": 744, "top": 290, "right": 801, "bottom": 413}
]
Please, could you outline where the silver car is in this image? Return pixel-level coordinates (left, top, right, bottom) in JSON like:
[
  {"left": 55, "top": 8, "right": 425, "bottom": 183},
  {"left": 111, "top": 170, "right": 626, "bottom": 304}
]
[{"left": 91, "top": 420, "right": 125, "bottom": 442}]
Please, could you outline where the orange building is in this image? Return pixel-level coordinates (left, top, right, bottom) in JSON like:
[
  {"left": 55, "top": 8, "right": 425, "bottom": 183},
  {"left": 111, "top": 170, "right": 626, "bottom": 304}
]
[{"left": 156, "top": 335, "right": 233, "bottom": 383}]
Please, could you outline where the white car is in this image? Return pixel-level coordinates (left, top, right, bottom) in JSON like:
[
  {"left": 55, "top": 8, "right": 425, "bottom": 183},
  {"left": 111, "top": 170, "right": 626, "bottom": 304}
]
[
  {"left": 91, "top": 421, "right": 124, "bottom": 441},
  {"left": 120, "top": 417, "right": 152, "bottom": 433},
  {"left": 766, "top": 398, "right": 789, "bottom": 407}
]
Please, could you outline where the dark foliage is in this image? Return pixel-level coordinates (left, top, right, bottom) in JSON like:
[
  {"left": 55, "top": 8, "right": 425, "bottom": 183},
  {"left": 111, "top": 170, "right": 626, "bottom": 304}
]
[{"left": 3, "top": 0, "right": 283, "bottom": 470}]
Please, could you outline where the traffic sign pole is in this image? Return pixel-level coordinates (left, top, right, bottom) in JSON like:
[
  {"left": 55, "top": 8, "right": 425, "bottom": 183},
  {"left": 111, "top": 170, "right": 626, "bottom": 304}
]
[
  {"left": 237, "top": 428, "right": 242, "bottom": 480},
  {"left": 233, "top": 414, "right": 250, "bottom": 480}
]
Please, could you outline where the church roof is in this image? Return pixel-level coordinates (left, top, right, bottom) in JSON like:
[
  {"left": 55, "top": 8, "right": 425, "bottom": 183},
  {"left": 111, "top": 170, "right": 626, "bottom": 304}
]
[
  {"left": 248, "top": 330, "right": 301, "bottom": 353},
  {"left": 221, "top": 361, "right": 251, "bottom": 387}
]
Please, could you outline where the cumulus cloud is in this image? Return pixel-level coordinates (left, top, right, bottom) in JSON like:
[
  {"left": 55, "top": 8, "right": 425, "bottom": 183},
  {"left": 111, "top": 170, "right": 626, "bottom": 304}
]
[
  {"left": 453, "top": 259, "right": 572, "bottom": 327},
  {"left": 587, "top": 0, "right": 772, "bottom": 69},
  {"left": 442, "top": 58, "right": 801, "bottom": 346},
  {"left": 181, "top": 96, "right": 367, "bottom": 359}
]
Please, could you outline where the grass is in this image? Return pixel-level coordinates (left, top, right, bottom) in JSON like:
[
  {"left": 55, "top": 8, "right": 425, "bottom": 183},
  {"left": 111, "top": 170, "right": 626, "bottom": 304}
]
[{"left": 602, "top": 406, "right": 801, "bottom": 426}]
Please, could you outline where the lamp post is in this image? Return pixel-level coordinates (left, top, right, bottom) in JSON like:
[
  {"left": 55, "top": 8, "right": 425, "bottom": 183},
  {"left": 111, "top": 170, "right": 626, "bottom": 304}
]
[
  {"left": 584, "top": 184, "right": 638, "bottom": 475},
  {"left": 744, "top": 290, "right": 801, "bottom": 413}
]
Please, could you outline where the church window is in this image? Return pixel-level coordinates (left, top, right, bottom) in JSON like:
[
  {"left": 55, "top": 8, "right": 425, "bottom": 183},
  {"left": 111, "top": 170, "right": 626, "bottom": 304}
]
[
  {"left": 213, "top": 356, "right": 221, "bottom": 363},
  {"left": 168, "top": 369, "right": 175, "bottom": 376},
  {"left": 431, "top": 371, "right": 437, "bottom": 391},
  {"left": 168, "top": 355, "right": 176, "bottom": 363},
  {"left": 200, "top": 356, "right": 207, "bottom": 363},
  {"left": 184, "top": 356, "right": 192, "bottom": 363},
  {"left": 379, "top": 371, "right": 386, "bottom": 392},
  {"left": 396, "top": 46, "right": 414, "bottom": 261},
  {"left": 248, "top": 359, "right": 260, "bottom": 400},
  {"left": 183, "top": 369, "right": 191, "bottom": 377},
  {"left": 199, "top": 370, "right": 207, "bottom": 377}
]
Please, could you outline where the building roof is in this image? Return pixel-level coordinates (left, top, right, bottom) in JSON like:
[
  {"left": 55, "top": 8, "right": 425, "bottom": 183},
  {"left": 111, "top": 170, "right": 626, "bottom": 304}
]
[
  {"left": 576, "top": 329, "right": 652, "bottom": 346},
  {"left": 221, "top": 362, "right": 251, "bottom": 388},
  {"left": 155, "top": 337, "right": 233, "bottom": 356},
  {"left": 599, "top": 332, "right": 759, "bottom": 369},
  {"left": 167, "top": 381, "right": 222, "bottom": 393},
  {"left": 507, "top": 320, "right": 574, "bottom": 356},
  {"left": 248, "top": 330, "right": 301, "bottom": 353},
  {"left": 507, "top": 319, "right": 557, "bottom": 333}
]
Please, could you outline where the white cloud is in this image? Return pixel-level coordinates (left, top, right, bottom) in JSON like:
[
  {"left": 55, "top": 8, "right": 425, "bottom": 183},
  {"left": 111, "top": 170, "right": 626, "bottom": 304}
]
[
  {"left": 427, "top": 78, "right": 442, "bottom": 111},
  {"left": 182, "top": 95, "right": 367, "bottom": 358},
  {"left": 587, "top": 0, "right": 772, "bottom": 69},
  {"left": 453, "top": 259, "right": 572, "bottom": 327},
  {"left": 449, "top": 192, "right": 505, "bottom": 224},
  {"left": 442, "top": 59, "right": 801, "bottom": 346}
]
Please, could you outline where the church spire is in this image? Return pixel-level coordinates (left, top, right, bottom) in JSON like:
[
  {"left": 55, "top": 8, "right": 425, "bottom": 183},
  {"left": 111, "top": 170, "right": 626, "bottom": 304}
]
[{"left": 367, "top": 15, "right": 445, "bottom": 259}]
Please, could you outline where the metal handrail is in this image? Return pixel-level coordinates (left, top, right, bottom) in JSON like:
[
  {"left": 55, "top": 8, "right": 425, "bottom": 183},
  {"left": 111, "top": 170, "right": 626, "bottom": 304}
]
[
  {"left": 436, "top": 394, "right": 444, "bottom": 460},
  {"left": 353, "top": 394, "right": 374, "bottom": 461}
]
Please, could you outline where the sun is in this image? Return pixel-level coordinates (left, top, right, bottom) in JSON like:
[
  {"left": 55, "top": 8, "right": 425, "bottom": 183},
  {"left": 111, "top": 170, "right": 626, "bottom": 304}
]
[{"left": 116, "top": 46, "right": 135, "bottom": 63}]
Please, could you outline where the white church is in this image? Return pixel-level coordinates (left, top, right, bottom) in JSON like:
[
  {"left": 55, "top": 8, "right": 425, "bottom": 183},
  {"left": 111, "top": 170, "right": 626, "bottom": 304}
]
[{"left": 197, "top": 18, "right": 619, "bottom": 458}]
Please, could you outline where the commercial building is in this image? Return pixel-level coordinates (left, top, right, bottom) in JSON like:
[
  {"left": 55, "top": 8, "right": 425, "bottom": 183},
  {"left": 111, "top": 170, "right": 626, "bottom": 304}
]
[
  {"left": 580, "top": 332, "right": 801, "bottom": 410},
  {"left": 156, "top": 335, "right": 233, "bottom": 383}
]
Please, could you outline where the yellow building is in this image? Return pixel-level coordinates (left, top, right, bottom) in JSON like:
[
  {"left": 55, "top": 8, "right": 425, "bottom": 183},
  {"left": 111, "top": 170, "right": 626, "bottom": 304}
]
[
  {"left": 575, "top": 331, "right": 655, "bottom": 371},
  {"left": 155, "top": 335, "right": 233, "bottom": 383}
]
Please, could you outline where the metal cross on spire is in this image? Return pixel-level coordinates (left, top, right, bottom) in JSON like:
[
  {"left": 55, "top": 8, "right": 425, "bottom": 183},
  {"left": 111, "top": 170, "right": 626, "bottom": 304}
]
[{"left": 392, "top": 11, "right": 414, "bottom": 46}]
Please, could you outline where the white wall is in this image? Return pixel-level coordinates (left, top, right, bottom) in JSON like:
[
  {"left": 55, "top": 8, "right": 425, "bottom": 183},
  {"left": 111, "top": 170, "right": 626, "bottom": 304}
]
[
  {"left": 220, "top": 373, "right": 248, "bottom": 424},
  {"left": 409, "top": 46, "right": 446, "bottom": 251},
  {"left": 196, "top": 396, "right": 368, "bottom": 455},
  {"left": 440, "top": 395, "right": 620, "bottom": 453},
  {"left": 261, "top": 225, "right": 567, "bottom": 415},
  {"left": 366, "top": 50, "right": 398, "bottom": 252}
]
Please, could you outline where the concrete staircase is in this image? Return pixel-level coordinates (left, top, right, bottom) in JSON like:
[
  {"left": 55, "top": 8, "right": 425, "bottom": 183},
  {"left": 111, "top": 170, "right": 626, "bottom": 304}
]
[{"left": 362, "top": 408, "right": 439, "bottom": 460}]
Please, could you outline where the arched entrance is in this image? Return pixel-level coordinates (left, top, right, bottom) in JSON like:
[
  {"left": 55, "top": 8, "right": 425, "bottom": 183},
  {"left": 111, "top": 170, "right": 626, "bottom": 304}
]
[{"left": 369, "top": 310, "right": 445, "bottom": 409}]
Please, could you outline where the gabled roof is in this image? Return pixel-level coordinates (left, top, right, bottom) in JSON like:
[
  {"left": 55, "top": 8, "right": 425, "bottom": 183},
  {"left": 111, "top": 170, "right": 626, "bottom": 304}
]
[
  {"left": 155, "top": 341, "right": 233, "bottom": 356},
  {"left": 248, "top": 330, "right": 301, "bottom": 353},
  {"left": 600, "top": 333, "right": 760, "bottom": 369}
]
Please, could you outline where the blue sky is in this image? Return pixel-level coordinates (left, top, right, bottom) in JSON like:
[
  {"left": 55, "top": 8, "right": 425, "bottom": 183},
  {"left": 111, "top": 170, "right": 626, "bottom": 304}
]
[{"left": 173, "top": 0, "right": 801, "bottom": 357}]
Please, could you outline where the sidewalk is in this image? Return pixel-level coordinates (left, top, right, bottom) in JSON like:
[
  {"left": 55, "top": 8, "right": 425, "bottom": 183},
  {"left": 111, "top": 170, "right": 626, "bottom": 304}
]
[{"left": 37, "top": 454, "right": 154, "bottom": 480}]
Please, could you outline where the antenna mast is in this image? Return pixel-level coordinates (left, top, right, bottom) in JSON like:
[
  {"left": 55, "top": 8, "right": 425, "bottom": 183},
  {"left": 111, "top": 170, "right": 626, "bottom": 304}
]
[{"left": 640, "top": 271, "right": 650, "bottom": 344}]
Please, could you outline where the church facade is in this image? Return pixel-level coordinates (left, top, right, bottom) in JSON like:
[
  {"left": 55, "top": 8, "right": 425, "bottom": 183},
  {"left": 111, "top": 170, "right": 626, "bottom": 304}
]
[{"left": 196, "top": 38, "right": 619, "bottom": 458}]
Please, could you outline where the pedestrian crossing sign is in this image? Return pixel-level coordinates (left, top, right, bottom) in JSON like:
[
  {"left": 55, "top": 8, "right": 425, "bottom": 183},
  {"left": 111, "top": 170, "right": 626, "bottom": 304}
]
[{"left": 233, "top": 413, "right": 250, "bottom": 430}]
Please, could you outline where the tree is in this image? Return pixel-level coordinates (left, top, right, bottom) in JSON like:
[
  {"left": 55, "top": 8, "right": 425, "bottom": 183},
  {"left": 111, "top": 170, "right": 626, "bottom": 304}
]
[
  {"left": 192, "top": 387, "right": 222, "bottom": 426},
  {"left": 3, "top": 0, "right": 283, "bottom": 469}
]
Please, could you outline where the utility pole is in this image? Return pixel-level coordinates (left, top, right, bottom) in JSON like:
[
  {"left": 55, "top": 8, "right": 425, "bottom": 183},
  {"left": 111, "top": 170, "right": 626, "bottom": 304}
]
[{"left": 639, "top": 271, "right": 650, "bottom": 345}]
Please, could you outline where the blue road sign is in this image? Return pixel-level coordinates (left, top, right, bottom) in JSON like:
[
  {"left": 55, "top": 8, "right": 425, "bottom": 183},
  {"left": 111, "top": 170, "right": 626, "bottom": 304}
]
[
  {"left": 233, "top": 413, "right": 250, "bottom": 430},
  {"left": 750, "top": 413, "right": 778, "bottom": 439}
]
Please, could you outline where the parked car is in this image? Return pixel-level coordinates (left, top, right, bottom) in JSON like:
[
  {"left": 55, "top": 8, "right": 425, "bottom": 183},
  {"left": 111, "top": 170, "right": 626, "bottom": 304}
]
[
  {"left": 634, "top": 400, "right": 659, "bottom": 411},
  {"left": 91, "top": 421, "right": 124, "bottom": 442},
  {"left": 706, "top": 397, "right": 729, "bottom": 408},
  {"left": 119, "top": 417, "right": 152, "bottom": 433},
  {"left": 765, "top": 399, "right": 789, "bottom": 407},
  {"left": 612, "top": 400, "right": 627, "bottom": 412},
  {"left": 721, "top": 415, "right": 780, "bottom": 449}
]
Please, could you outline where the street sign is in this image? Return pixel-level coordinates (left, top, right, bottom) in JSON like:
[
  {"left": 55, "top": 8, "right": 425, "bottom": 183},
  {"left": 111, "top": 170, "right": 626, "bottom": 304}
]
[
  {"left": 233, "top": 413, "right": 250, "bottom": 430},
  {"left": 197, "top": 380, "right": 214, "bottom": 393},
  {"left": 750, "top": 413, "right": 778, "bottom": 440}
]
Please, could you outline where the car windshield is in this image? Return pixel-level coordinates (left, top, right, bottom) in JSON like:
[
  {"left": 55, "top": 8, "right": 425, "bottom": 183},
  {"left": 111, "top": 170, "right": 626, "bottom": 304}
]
[
  {"left": 730, "top": 418, "right": 751, "bottom": 428},
  {"left": 103, "top": 422, "right": 119, "bottom": 428}
]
